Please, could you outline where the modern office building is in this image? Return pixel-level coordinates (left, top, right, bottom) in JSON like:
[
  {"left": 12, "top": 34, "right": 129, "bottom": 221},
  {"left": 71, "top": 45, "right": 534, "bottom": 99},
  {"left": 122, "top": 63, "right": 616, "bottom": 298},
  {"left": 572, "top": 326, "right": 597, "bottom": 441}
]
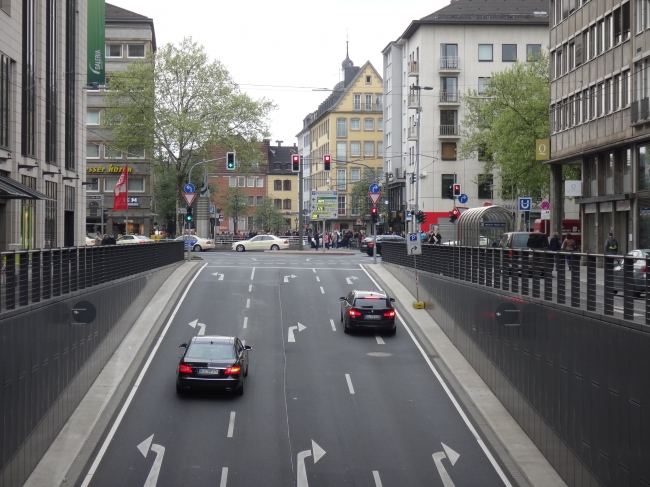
[
  {"left": 0, "top": 0, "right": 87, "bottom": 250},
  {"left": 382, "top": 0, "right": 549, "bottom": 236},
  {"left": 85, "top": 3, "right": 156, "bottom": 237}
]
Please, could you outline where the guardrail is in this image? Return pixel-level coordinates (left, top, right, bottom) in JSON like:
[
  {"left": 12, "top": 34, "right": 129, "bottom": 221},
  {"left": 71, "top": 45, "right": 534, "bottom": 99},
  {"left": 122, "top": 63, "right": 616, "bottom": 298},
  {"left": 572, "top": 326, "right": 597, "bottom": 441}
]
[
  {"left": 0, "top": 241, "right": 184, "bottom": 314},
  {"left": 381, "top": 242, "right": 649, "bottom": 325}
]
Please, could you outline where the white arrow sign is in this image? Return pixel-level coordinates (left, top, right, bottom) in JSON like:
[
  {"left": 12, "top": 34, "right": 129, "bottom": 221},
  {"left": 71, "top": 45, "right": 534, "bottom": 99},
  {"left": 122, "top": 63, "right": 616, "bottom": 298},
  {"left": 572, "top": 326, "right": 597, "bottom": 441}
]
[
  {"left": 211, "top": 272, "right": 224, "bottom": 280},
  {"left": 288, "top": 323, "right": 306, "bottom": 342},
  {"left": 297, "top": 440, "right": 326, "bottom": 487},
  {"left": 432, "top": 443, "right": 460, "bottom": 487},
  {"left": 345, "top": 276, "right": 359, "bottom": 285},
  {"left": 188, "top": 319, "right": 206, "bottom": 336},
  {"left": 284, "top": 274, "right": 297, "bottom": 283},
  {"left": 137, "top": 435, "right": 165, "bottom": 487}
]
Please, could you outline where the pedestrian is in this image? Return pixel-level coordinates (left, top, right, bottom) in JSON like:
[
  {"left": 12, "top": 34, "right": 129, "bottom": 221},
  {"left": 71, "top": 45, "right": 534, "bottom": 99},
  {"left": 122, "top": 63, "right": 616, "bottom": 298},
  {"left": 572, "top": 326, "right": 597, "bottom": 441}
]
[
  {"left": 434, "top": 228, "right": 442, "bottom": 245},
  {"left": 95, "top": 232, "right": 102, "bottom": 246},
  {"left": 101, "top": 234, "right": 109, "bottom": 245},
  {"left": 314, "top": 232, "right": 319, "bottom": 250},
  {"left": 108, "top": 234, "right": 117, "bottom": 245},
  {"left": 324, "top": 232, "right": 330, "bottom": 250},
  {"left": 605, "top": 232, "right": 619, "bottom": 255},
  {"left": 549, "top": 231, "right": 561, "bottom": 270},
  {"left": 561, "top": 233, "right": 576, "bottom": 269}
]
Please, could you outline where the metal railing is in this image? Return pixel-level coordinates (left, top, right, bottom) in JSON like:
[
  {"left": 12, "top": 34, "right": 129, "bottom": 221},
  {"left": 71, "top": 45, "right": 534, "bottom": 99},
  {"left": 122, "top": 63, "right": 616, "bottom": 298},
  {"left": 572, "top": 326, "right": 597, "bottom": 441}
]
[
  {"left": 381, "top": 242, "right": 650, "bottom": 325},
  {"left": 407, "top": 126, "right": 418, "bottom": 139},
  {"left": 0, "top": 241, "right": 184, "bottom": 314},
  {"left": 439, "top": 57, "right": 460, "bottom": 70},
  {"left": 408, "top": 92, "right": 419, "bottom": 108},
  {"left": 439, "top": 90, "right": 460, "bottom": 103},
  {"left": 408, "top": 60, "right": 419, "bottom": 75},
  {"left": 439, "top": 124, "right": 460, "bottom": 136}
]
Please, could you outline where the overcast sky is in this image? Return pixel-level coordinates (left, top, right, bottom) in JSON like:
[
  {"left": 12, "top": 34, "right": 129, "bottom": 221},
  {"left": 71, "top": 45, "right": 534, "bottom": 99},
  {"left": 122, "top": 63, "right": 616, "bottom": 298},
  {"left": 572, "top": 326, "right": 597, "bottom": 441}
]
[{"left": 107, "top": 0, "right": 449, "bottom": 145}]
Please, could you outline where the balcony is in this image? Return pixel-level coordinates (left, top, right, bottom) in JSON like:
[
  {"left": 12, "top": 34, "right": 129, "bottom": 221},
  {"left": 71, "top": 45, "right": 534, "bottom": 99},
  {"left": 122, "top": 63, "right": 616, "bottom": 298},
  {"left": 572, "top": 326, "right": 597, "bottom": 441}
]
[
  {"left": 439, "top": 57, "right": 460, "bottom": 71},
  {"left": 407, "top": 60, "right": 419, "bottom": 76},
  {"left": 407, "top": 126, "right": 418, "bottom": 140},
  {"left": 439, "top": 125, "right": 460, "bottom": 138},
  {"left": 631, "top": 98, "right": 650, "bottom": 124},
  {"left": 439, "top": 90, "right": 460, "bottom": 104},
  {"left": 408, "top": 92, "right": 420, "bottom": 108},
  {"left": 353, "top": 102, "right": 383, "bottom": 112}
]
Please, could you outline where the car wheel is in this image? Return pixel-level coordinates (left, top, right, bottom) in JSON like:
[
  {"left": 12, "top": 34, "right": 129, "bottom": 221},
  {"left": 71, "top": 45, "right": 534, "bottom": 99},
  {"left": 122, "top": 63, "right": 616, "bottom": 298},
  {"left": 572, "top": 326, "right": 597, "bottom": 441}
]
[
  {"left": 343, "top": 320, "right": 351, "bottom": 334},
  {"left": 176, "top": 384, "right": 185, "bottom": 396},
  {"left": 340, "top": 311, "right": 343, "bottom": 323},
  {"left": 612, "top": 289, "right": 619, "bottom": 295},
  {"left": 193, "top": 244, "right": 202, "bottom": 252},
  {"left": 634, "top": 290, "right": 643, "bottom": 298},
  {"left": 271, "top": 244, "right": 279, "bottom": 250},
  {"left": 387, "top": 326, "right": 397, "bottom": 336},
  {"left": 244, "top": 364, "right": 249, "bottom": 377},
  {"left": 236, "top": 381, "right": 245, "bottom": 396},
  {"left": 236, "top": 245, "right": 245, "bottom": 252}
]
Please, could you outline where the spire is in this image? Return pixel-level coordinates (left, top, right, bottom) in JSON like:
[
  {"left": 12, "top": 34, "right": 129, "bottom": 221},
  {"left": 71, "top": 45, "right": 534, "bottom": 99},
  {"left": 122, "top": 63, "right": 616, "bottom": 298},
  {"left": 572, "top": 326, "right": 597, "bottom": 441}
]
[{"left": 341, "top": 40, "right": 353, "bottom": 68}]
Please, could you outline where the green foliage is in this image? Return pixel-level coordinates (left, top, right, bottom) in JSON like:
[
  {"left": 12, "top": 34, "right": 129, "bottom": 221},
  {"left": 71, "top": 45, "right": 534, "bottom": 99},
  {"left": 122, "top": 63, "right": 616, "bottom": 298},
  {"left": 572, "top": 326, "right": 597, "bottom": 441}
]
[
  {"left": 348, "top": 167, "right": 385, "bottom": 218},
  {"left": 254, "top": 198, "right": 285, "bottom": 233},
  {"left": 221, "top": 187, "right": 248, "bottom": 233}
]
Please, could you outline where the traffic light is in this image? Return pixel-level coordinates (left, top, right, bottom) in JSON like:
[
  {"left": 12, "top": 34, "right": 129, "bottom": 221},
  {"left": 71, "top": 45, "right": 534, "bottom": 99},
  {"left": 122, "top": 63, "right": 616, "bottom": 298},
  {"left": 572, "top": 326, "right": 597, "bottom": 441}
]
[
  {"left": 323, "top": 154, "right": 331, "bottom": 172},
  {"left": 186, "top": 206, "right": 193, "bottom": 222},
  {"left": 371, "top": 206, "right": 378, "bottom": 223},
  {"left": 453, "top": 183, "right": 462, "bottom": 197},
  {"left": 447, "top": 185, "right": 454, "bottom": 199},
  {"left": 416, "top": 211, "right": 427, "bottom": 224},
  {"left": 449, "top": 208, "right": 460, "bottom": 223},
  {"left": 226, "top": 152, "right": 235, "bottom": 170},
  {"left": 292, "top": 154, "right": 300, "bottom": 173}
]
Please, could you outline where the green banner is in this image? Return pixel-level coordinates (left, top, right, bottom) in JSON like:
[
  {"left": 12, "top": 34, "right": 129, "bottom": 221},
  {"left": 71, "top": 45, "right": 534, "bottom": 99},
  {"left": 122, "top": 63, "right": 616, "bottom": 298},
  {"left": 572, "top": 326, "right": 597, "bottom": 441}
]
[{"left": 87, "top": 0, "right": 105, "bottom": 85}]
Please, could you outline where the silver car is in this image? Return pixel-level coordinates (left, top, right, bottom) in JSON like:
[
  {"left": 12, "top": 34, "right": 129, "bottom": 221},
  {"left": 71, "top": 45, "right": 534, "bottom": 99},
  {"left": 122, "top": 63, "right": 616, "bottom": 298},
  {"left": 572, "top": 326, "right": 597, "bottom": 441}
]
[{"left": 613, "top": 249, "right": 649, "bottom": 297}]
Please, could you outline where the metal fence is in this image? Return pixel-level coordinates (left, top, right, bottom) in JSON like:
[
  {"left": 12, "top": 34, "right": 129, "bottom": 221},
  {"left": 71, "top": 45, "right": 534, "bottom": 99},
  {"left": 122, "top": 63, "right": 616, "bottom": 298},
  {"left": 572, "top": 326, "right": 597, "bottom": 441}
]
[
  {"left": 0, "top": 241, "right": 184, "bottom": 314},
  {"left": 381, "top": 242, "right": 649, "bottom": 325}
]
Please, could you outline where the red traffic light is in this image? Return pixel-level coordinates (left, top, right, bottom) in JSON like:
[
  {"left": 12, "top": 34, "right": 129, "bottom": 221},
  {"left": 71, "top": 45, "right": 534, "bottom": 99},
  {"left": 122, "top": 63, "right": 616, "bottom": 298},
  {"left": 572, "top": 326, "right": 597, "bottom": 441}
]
[
  {"left": 451, "top": 208, "right": 460, "bottom": 217},
  {"left": 292, "top": 154, "right": 300, "bottom": 173},
  {"left": 371, "top": 207, "right": 378, "bottom": 214},
  {"left": 323, "top": 154, "right": 331, "bottom": 171},
  {"left": 453, "top": 184, "right": 461, "bottom": 197}
]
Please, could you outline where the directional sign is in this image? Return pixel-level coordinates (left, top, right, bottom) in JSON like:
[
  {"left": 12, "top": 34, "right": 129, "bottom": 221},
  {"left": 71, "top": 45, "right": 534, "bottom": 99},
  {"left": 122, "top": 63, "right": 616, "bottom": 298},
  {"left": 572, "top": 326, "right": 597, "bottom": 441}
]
[
  {"left": 518, "top": 197, "right": 532, "bottom": 212},
  {"left": 218, "top": 214, "right": 224, "bottom": 221},
  {"left": 458, "top": 194, "right": 468, "bottom": 204},
  {"left": 368, "top": 192, "right": 382, "bottom": 206},
  {"left": 183, "top": 192, "right": 196, "bottom": 206},
  {"left": 369, "top": 183, "right": 380, "bottom": 194},
  {"left": 209, "top": 205, "right": 215, "bottom": 214},
  {"left": 177, "top": 207, "right": 187, "bottom": 214},
  {"left": 86, "top": 194, "right": 104, "bottom": 202},
  {"left": 188, "top": 319, "right": 206, "bottom": 335},
  {"left": 184, "top": 183, "right": 195, "bottom": 193},
  {"left": 432, "top": 443, "right": 460, "bottom": 487},
  {"left": 310, "top": 190, "right": 338, "bottom": 220},
  {"left": 540, "top": 200, "right": 550, "bottom": 210},
  {"left": 408, "top": 233, "right": 422, "bottom": 255},
  {"left": 297, "top": 440, "right": 326, "bottom": 487},
  {"left": 406, "top": 210, "right": 412, "bottom": 219},
  {"left": 137, "top": 435, "right": 165, "bottom": 487},
  {"left": 182, "top": 236, "right": 197, "bottom": 248},
  {"left": 288, "top": 323, "right": 306, "bottom": 342}
]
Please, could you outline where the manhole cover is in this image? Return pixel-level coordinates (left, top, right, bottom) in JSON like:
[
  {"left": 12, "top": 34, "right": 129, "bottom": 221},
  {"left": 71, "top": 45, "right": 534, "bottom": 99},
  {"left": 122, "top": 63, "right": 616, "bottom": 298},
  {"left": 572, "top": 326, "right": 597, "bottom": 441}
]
[{"left": 367, "top": 352, "right": 392, "bottom": 357}]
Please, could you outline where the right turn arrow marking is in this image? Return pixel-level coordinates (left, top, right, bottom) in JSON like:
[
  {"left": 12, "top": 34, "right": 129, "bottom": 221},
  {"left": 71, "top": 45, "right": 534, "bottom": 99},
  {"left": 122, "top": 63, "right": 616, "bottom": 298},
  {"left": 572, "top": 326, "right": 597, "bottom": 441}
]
[
  {"left": 297, "top": 440, "right": 326, "bottom": 487},
  {"left": 288, "top": 323, "right": 306, "bottom": 343}
]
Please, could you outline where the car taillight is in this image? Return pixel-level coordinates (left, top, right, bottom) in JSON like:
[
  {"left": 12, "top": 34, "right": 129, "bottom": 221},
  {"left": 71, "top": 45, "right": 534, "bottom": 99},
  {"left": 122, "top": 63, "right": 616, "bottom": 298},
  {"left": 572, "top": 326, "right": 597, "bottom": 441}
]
[
  {"left": 139, "top": 240, "right": 146, "bottom": 244},
  {"left": 643, "top": 267, "right": 647, "bottom": 273},
  {"left": 348, "top": 309, "right": 362, "bottom": 317},
  {"left": 179, "top": 364, "right": 193, "bottom": 374},
  {"left": 368, "top": 242, "right": 374, "bottom": 247},
  {"left": 383, "top": 310, "right": 395, "bottom": 318},
  {"left": 508, "top": 250, "right": 513, "bottom": 259},
  {"left": 283, "top": 240, "right": 288, "bottom": 244},
  {"left": 224, "top": 366, "right": 241, "bottom": 375},
  {"left": 206, "top": 241, "right": 212, "bottom": 244}
]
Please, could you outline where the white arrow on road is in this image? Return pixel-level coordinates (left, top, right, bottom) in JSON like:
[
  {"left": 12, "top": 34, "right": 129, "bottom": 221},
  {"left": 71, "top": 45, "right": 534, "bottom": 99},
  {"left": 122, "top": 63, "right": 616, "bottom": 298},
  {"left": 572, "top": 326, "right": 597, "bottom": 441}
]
[
  {"left": 287, "top": 322, "right": 306, "bottom": 342},
  {"left": 297, "top": 440, "right": 326, "bottom": 487},
  {"left": 432, "top": 443, "right": 460, "bottom": 487},
  {"left": 137, "top": 434, "right": 165, "bottom": 487},
  {"left": 284, "top": 274, "right": 297, "bottom": 283},
  {"left": 188, "top": 319, "right": 206, "bottom": 336},
  {"left": 211, "top": 272, "right": 225, "bottom": 280},
  {"left": 346, "top": 276, "right": 359, "bottom": 285}
]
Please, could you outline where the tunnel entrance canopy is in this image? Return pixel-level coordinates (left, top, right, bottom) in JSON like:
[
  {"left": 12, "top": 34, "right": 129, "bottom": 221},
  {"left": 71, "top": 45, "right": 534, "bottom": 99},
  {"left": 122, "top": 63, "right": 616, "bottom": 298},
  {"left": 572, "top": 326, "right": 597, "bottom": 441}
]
[{"left": 457, "top": 206, "right": 514, "bottom": 247}]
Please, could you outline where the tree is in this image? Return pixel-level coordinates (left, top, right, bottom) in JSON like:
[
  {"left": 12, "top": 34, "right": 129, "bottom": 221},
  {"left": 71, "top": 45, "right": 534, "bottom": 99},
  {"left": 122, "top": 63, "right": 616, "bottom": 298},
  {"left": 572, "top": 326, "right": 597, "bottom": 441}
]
[
  {"left": 349, "top": 167, "right": 385, "bottom": 220},
  {"left": 254, "top": 198, "right": 285, "bottom": 233},
  {"left": 459, "top": 52, "right": 579, "bottom": 199},
  {"left": 221, "top": 187, "right": 248, "bottom": 234},
  {"left": 103, "top": 37, "right": 275, "bottom": 233}
]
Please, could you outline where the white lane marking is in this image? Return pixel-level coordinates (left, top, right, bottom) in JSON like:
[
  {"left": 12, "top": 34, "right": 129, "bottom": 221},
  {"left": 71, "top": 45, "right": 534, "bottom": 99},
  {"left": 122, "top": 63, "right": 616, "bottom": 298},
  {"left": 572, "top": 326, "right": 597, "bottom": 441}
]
[
  {"left": 220, "top": 467, "right": 228, "bottom": 487},
  {"left": 246, "top": 298, "right": 250, "bottom": 308},
  {"left": 433, "top": 443, "right": 461, "bottom": 487},
  {"left": 330, "top": 319, "right": 336, "bottom": 331},
  {"left": 316, "top": 276, "right": 320, "bottom": 282},
  {"left": 80, "top": 264, "right": 208, "bottom": 487},
  {"left": 248, "top": 284, "right": 252, "bottom": 292},
  {"left": 251, "top": 258, "right": 257, "bottom": 261},
  {"left": 373, "top": 471, "right": 383, "bottom": 487},
  {"left": 251, "top": 268, "right": 255, "bottom": 280},
  {"left": 358, "top": 264, "right": 513, "bottom": 487},
  {"left": 227, "top": 412, "right": 236, "bottom": 438},
  {"left": 312, "top": 268, "right": 316, "bottom": 273},
  {"left": 345, "top": 374, "right": 355, "bottom": 394},
  {"left": 243, "top": 317, "right": 248, "bottom": 329},
  {"left": 320, "top": 286, "right": 325, "bottom": 294},
  {"left": 346, "top": 276, "right": 359, "bottom": 284},
  {"left": 376, "top": 336, "right": 385, "bottom": 345},
  {"left": 201, "top": 266, "right": 361, "bottom": 270}
]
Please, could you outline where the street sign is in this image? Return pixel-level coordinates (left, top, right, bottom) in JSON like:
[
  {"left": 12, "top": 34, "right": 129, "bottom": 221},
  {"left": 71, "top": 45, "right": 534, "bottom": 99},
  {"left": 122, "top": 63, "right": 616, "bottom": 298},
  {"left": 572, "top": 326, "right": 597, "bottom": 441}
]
[
  {"left": 408, "top": 233, "right": 422, "bottom": 255},
  {"left": 518, "top": 197, "right": 532, "bottom": 212},
  {"left": 355, "top": 218, "right": 362, "bottom": 225},
  {"left": 209, "top": 205, "right": 215, "bottom": 214},
  {"left": 369, "top": 183, "right": 380, "bottom": 194},
  {"left": 218, "top": 214, "right": 224, "bottom": 221},
  {"left": 406, "top": 210, "right": 412, "bottom": 219},
  {"left": 368, "top": 192, "right": 381, "bottom": 206},
  {"left": 540, "top": 200, "right": 550, "bottom": 210},
  {"left": 541, "top": 210, "right": 551, "bottom": 220},
  {"left": 177, "top": 207, "right": 187, "bottom": 214},
  {"left": 86, "top": 195, "right": 104, "bottom": 202},
  {"left": 184, "top": 183, "right": 195, "bottom": 193},
  {"left": 310, "top": 190, "right": 338, "bottom": 220},
  {"left": 458, "top": 194, "right": 468, "bottom": 204},
  {"left": 183, "top": 192, "right": 196, "bottom": 206}
]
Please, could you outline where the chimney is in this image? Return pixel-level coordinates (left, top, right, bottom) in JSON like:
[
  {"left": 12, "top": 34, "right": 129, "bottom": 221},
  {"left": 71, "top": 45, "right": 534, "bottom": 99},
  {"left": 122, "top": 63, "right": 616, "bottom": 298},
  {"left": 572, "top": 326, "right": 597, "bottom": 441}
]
[{"left": 275, "top": 140, "right": 283, "bottom": 147}]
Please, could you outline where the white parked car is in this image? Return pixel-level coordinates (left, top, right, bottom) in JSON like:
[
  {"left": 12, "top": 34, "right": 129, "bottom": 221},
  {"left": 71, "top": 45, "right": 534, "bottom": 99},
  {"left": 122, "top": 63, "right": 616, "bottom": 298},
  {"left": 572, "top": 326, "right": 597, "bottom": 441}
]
[
  {"left": 174, "top": 235, "right": 215, "bottom": 252},
  {"left": 232, "top": 235, "right": 289, "bottom": 252},
  {"left": 116, "top": 234, "right": 153, "bottom": 245}
]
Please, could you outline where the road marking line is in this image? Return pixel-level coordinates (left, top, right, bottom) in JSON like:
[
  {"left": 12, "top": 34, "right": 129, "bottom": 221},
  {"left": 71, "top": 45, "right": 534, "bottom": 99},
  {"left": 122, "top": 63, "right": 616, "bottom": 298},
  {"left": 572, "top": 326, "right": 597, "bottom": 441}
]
[
  {"left": 359, "top": 265, "right": 512, "bottom": 487},
  {"left": 316, "top": 276, "right": 320, "bottom": 282},
  {"left": 312, "top": 268, "right": 316, "bottom": 273},
  {"left": 330, "top": 319, "right": 336, "bottom": 331},
  {"left": 345, "top": 374, "right": 355, "bottom": 394},
  {"left": 251, "top": 268, "right": 255, "bottom": 280},
  {"left": 227, "top": 412, "right": 236, "bottom": 438},
  {"left": 249, "top": 284, "right": 252, "bottom": 292},
  {"left": 373, "top": 471, "right": 383, "bottom": 487},
  {"left": 220, "top": 467, "right": 228, "bottom": 487},
  {"left": 376, "top": 336, "right": 385, "bottom": 345},
  {"left": 80, "top": 264, "right": 208, "bottom": 487},
  {"left": 320, "top": 286, "right": 325, "bottom": 294},
  {"left": 246, "top": 298, "right": 250, "bottom": 308},
  {"left": 243, "top": 317, "right": 248, "bottom": 329}
]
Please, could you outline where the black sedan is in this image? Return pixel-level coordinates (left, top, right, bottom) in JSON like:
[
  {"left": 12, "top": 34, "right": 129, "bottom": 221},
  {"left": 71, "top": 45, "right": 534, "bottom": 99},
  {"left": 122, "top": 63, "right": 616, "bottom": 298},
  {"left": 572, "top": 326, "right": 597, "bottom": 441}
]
[
  {"left": 359, "top": 236, "right": 373, "bottom": 253},
  {"left": 366, "top": 235, "right": 406, "bottom": 256},
  {"left": 176, "top": 336, "right": 251, "bottom": 395},
  {"left": 340, "top": 290, "right": 397, "bottom": 335}
]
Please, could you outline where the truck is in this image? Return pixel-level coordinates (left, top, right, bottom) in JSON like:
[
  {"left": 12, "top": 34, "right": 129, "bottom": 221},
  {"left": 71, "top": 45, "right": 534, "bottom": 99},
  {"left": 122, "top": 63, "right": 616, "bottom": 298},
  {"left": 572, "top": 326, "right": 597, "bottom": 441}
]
[{"left": 533, "top": 219, "right": 581, "bottom": 248}]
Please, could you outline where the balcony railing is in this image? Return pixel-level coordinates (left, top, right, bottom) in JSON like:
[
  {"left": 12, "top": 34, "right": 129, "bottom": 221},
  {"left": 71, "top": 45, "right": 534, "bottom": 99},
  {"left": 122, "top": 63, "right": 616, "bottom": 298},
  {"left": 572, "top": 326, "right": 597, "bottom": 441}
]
[
  {"left": 354, "top": 102, "right": 383, "bottom": 112},
  {"left": 439, "top": 90, "right": 460, "bottom": 103},
  {"left": 407, "top": 126, "right": 418, "bottom": 140},
  {"left": 408, "top": 92, "right": 419, "bottom": 108},
  {"left": 439, "top": 57, "right": 460, "bottom": 70},
  {"left": 439, "top": 124, "right": 460, "bottom": 136},
  {"left": 631, "top": 98, "right": 650, "bottom": 123},
  {"left": 407, "top": 60, "right": 419, "bottom": 75}
]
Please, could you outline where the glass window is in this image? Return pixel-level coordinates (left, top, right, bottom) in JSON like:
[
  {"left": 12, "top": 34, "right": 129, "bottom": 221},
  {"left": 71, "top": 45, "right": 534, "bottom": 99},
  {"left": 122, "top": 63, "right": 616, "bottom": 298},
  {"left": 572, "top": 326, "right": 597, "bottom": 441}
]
[
  {"left": 247, "top": 177, "right": 254, "bottom": 187},
  {"left": 639, "top": 145, "right": 650, "bottom": 190},
  {"left": 441, "top": 174, "right": 455, "bottom": 197},
  {"left": 105, "top": 44, "right": 122, "bottom": 58},
  {"left": 283, "top": 180, "right": 291, "bottom": 191},
  {"left": 256, "top": 177, "right": 264, "bottom": 187},
  {"left": 338, "top": 195, "right": 346, "bottom": 215},
  {"left": 351, "top": 168, "right": 361, "bottom": 182},
  {"left": 365, "top": 94, "right": 372, "bottom": 110},
  {"left": 86, "top": 177, "right": 99, "bottom": 191},
  {"left": 440, "top": 44, "right": 458, "bottom": 68},
  {"left": 87, "top": 143, "right": 100, "bottom": 158},
  {"left": 441, "top": 143, "right": 456, "bottom": 161},
  {"left": 238, "top": 176, "right": 245, "bottom": 187},
  {"left": 502, "top": 44, "right": 517, "bottom": 61},
  {"left": 283, "top": 199, "right": 291, "bottom": 210},
  {"left": 336, "top": 118, "right": 347, "bottom": 137},
  {"left": 248, "top": 196, "right": 255, "bottom": 206},
  {"left": 364, "top": 118, "right": 374, "bottom": 130},
  {"left": 127, "top": 44, "right": 145, "bottom": 58},
  {"left": 351, "top": 118, "right": 360, "bottom": 130},
  {"left": 104, "top": 146, "right": 122, "bottom": 159},
  {"left": 87, "top": 109, "right": 100, "bottom": 125},
  {"left": 350, "top": 141, "right": 361, "bottom": 157},
  {"left": 363, "top": 141, "right": 374, "bottom": 157},
  {"left": 378, "top": 142, "right": 383, "bottom": 157},
  {"left": 229, "top": 177, "right": 236, "bottom": 187},
  {"left": 127, "top": 147, "right": 145, "bottom": 159},
  {"left": 440, "top": 110, "right": 457, "bottom": 126},
  {"left": 606, "top": 152, "right": 614, "bottom": 194},
  {"left": 274, "top": 199, "right": 281, "bottom": 208},
  {"left": 478, "top": 44, "right": 493, "bottom": 61},
  {"left": 351, "top": 195, "right": 360, "bottom": 216},
  {"left": 478, "top": 174, "right": 493, "bottom": 199},
  {"left": 0, "top": 53, "right": 9, "bottom": 149},
  {"left": 353, "top": 94, "right": 361, "bottom": 110},
  {"left": 337, "top": 168, "right": 346, "bottom": 190},
  {"left": 256, "top": 195, "right": 264, "bottom": 205},
  {"left": 378, "top": 118, "right": 383, "bottom": 131},
  {"left": 336, "top": 141, "right": 347, "bottom": 162},
  {"left": 478, "top": 77, "right": 490, "bottom": 94},
  {"left": 274, "top": 180, "right": 282, "bottom": 191},
  {"left": 624, "top": 148, "right": 631, "bottom": 192}
]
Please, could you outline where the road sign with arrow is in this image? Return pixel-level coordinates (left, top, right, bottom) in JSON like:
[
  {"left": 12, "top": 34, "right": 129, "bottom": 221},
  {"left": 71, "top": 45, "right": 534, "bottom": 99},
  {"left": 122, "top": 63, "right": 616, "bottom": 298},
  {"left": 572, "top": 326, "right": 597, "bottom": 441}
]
[{"left": 408, "top": 233, "right": 422, "bottom": 255}]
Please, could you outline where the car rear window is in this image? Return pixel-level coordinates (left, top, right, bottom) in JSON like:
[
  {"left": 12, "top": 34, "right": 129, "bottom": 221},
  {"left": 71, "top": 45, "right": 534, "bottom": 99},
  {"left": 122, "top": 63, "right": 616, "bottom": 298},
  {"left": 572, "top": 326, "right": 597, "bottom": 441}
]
[
  {"left": 512, "top": 234, "right": 529, "bottom": 247},
  {"left": 185, "top": 343, "right": 234, "bottom": 361},
  {"left": 354, "top": 297, "right": 388, "bottom": 309},
  {"left": 526, "top": 234, "right": 548, "bottom": 248}
]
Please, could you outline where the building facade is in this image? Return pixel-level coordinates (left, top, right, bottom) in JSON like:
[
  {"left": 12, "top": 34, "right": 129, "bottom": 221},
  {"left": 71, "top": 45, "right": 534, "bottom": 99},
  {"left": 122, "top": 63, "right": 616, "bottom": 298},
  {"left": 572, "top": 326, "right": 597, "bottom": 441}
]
[
  {"left": 305, "top": 51, "right": 384, "bottom": 234},
  {"left": 296, "top": 122, "right": 311, "bottom": 226},
  {"left": 0, "top": 0, "right": 87, "bottom": 250},
  {"left": 267, "top": 142, "right": 299, "bottom": 231},
  {"left": 85, "top": 3, "right": 156, "bottom": 237},
  {"left": 382, "top": 0, "right": 549, "bottom": 236}
]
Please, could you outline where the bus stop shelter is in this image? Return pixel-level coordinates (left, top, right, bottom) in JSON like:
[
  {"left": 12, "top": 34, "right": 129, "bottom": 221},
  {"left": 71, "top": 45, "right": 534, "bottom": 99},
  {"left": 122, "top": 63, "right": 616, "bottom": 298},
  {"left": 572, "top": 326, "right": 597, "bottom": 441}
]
[{"left": 457, "top": 206, "right": 514, "bottom": 247}]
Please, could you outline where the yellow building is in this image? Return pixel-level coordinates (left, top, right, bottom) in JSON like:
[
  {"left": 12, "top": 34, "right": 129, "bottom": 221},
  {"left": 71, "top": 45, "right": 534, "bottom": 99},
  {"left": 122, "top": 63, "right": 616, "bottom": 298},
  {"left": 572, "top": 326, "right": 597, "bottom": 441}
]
[
  {"left": 308, "top": 53, "right": 384, "bottom": 233},
  {"left": 266, "top": 142, "right": 300, "bottom": 231}
]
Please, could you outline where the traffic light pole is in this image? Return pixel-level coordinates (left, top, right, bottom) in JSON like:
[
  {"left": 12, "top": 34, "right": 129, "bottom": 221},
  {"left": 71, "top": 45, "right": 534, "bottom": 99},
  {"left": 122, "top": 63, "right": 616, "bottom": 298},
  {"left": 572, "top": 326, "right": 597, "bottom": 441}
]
[{"left": 298, "top": 157, "right": 304, "bottom": 251}]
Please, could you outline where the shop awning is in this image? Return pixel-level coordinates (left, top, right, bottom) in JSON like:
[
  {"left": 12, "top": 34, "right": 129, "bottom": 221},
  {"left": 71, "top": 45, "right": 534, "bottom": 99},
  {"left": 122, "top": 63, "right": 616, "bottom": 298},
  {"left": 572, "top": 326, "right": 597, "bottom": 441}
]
[{"left": 0, "top": 175, "right": 52, "bottom": 200}]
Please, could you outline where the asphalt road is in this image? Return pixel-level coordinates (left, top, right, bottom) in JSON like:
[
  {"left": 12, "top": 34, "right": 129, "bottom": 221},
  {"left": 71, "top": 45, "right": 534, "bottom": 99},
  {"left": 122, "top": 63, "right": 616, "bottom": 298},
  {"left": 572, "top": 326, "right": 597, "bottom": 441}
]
[{"left": 80, "top": 251, "right": 518, "bottom": 487}]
